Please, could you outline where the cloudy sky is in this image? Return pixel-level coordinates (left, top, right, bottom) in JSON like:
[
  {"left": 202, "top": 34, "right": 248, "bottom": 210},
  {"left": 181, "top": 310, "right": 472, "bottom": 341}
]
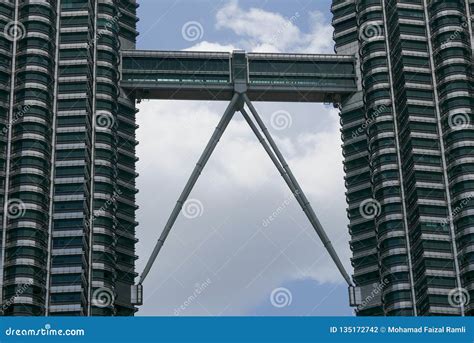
[{"left": 134, "top": 0, "right": 353, "bottom": 316}]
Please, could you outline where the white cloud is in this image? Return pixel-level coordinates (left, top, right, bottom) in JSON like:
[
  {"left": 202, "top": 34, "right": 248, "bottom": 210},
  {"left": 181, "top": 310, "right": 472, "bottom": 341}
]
[
  {"left": 135, "top": 1, "right": 349, "bottom": 316},
  {"left": 184, "top": 41, "right": 237, "bottom": 52},
  {"left": 214, "top": 0, "right": 334, "bottom": 53},
  {"left": 301, "top": 11, "right": 336, "bottom": 54},
  {"left": 136, "top": 100, "right": 351, "bottom": 315},
  {"left": 183, "top": 0, "right": 335, "bottom": 54}
]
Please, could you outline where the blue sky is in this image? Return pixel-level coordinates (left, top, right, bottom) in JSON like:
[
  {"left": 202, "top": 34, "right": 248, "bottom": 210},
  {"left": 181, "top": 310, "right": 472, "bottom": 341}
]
[
  {"left": 133, "top": 0, "right": 353, "bottom": 316},
  {"left": 137, "top": 0, "right": 333, "bottom": 51}
]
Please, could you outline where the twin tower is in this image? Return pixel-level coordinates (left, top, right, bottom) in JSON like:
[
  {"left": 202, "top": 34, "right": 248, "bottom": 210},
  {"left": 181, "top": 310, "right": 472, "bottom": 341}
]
[{"left": 0, "top": 0, "right": 472, "bottom": 317}]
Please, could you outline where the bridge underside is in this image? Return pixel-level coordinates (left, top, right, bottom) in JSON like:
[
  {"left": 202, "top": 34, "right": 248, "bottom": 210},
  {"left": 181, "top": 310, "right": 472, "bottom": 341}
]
[
  {"left": 125, "top": 49, "right": 362, "bottom": 307},
  {"left": 120, "top": 50, "right": 357, "bottom": 103}
]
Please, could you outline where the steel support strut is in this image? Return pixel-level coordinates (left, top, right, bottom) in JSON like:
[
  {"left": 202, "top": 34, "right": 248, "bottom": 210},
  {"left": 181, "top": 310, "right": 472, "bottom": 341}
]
[
  {"left": 242, "top": 94, "right": 353, "bottom": 286},
  {"left": 138, "top": 93, "right": 240, "bottom": 285},
  {"left": 134, "top": 91, "right": 355, "bottom": 307}
]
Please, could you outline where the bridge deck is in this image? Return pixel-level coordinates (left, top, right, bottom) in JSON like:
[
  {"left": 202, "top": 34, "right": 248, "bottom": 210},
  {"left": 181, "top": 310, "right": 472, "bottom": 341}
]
[{"left": 120, "top": 50, "right": 357, "bottom": 103}]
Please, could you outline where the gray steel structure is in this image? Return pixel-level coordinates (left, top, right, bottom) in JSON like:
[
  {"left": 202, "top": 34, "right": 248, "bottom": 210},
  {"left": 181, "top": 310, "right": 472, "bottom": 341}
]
[
  {"left": 120, "top": 50, "right": 357, "bottom": 103},
  {"left": 2, "top": 0, "right": 472, "bottom": 317},
  {"left": 129, "top": 51, "right": 358, "bottom": 300},
  {"left": 0, "top": 0, "right": 358, "bottom": 316}
]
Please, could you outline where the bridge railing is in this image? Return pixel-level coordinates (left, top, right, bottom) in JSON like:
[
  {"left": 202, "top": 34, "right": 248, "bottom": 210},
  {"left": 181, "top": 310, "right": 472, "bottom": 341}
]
[{"left": 120, "top": 50, "right": 357, "bottom": 102}]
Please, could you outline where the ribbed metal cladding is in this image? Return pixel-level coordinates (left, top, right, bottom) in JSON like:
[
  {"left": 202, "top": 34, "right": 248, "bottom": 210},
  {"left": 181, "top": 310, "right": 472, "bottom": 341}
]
[
  {"left": 0, "top": 0, "right": 17, "bottom": 313},
  {"left": 0, "top": 0, "right": 138, "bottom": 316},
  {"left": 0, "top": 0, "right": 56, "bottom": 316},
  {"left": 333, "top": 0, "right": 473, "bottom": 316},
  {"left": 89, "top": 0, "right": 138, "bottom": 316},
  {"left": 427, "top": 0, "right": 474, "bottom": 316},
  {"left": 110, "top": 0, "right": 139, "bottom": 317},
  {"left": 379, "top": 0, "right": 417, "bottom": 316},
  {"left": 332, "top": 0, "right": 385, "bottom": 316}
]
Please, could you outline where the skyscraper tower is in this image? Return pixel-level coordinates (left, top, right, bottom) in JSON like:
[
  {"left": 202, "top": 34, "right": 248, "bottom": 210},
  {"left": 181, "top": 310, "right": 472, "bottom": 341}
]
[
  {"left": 0, "top": 0, "right": 138, "bottom": 316},
  {"left": 1, "top": 0, "right": 472, "bottom": 318},
  {"left": 332, "top": 0, "right": 473, "bottom": 315}
]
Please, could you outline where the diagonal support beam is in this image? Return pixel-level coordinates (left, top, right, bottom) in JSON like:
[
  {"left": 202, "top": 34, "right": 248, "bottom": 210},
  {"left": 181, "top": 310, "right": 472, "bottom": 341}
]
[
  {"left": 240, "top": 108, "right": 302, "bottom": 206},
  {"left": 134, "top": 91, "right": 354, "bottom": 307},
  {"left": 242, "top": 94, "right": 353, "bottom": 286},
  {"left": 138, "top": 93, "right": 240, "bottom": 285}
]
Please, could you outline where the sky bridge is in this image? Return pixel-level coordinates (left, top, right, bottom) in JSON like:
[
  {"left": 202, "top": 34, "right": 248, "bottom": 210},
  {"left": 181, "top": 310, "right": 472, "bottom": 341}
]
[
  {"left": 120, "top": 50, "right": 357, "bottom": 103},
  {"left": 125, "top": 50, "right": 364, "bottom": 308}
]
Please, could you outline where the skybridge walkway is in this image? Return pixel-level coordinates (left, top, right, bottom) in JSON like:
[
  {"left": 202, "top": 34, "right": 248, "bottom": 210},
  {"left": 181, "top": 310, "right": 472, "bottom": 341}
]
[
  {"left": 120, "top": 50, "right": 357, "bottom": 103},
  {"left": 122, "top": 49, "right": 363, "bottom": 309}
]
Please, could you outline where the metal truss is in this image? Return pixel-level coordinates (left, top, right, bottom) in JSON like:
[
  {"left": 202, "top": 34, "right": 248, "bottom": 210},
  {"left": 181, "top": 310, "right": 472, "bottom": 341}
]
[{"left": 132, "top": 89, "right": 358, "bottom": 306}]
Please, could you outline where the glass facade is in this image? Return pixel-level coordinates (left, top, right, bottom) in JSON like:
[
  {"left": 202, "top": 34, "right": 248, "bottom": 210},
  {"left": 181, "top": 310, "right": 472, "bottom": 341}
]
[
  {"left": 0, "top": 0, "right": 471, "bottom": 318},
  {"left": 333, "top": 0, "right": 473, "bottom": 315},
  {"left": 0, "top": 0, "right": 138, "bottom": 316}
]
